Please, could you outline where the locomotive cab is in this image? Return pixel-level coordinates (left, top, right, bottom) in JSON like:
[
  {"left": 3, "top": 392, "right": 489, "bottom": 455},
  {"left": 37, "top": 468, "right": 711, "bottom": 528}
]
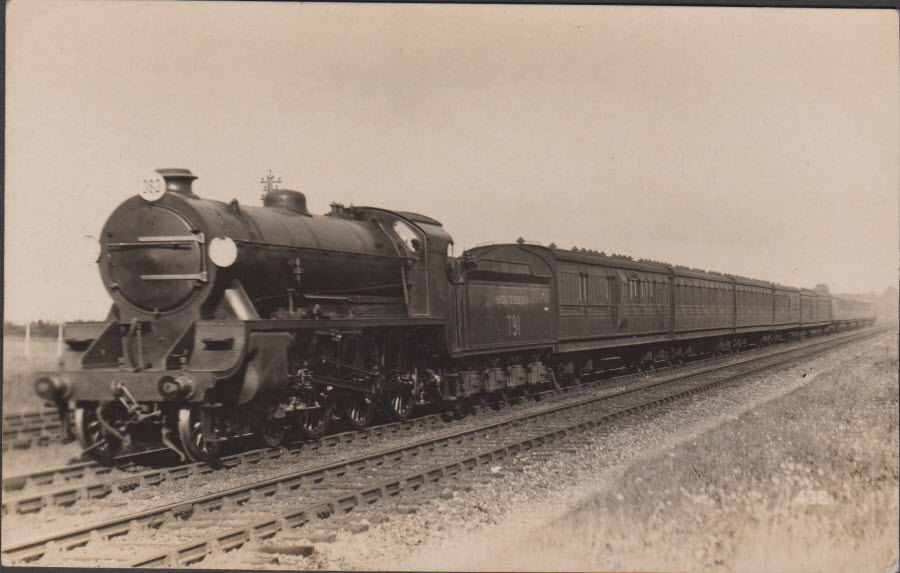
[{"left": 349, "top": 207, "right": 453, "bottom": 318}]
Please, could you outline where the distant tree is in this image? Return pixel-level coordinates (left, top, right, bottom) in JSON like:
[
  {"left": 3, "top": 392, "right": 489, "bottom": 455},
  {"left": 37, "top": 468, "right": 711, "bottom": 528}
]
[
  {"left": 3, "top": 322, "right": 26, "bottom": 336},
  {"left": 35, "top": 321, "right": 61, "bottom": 337},
  {"left": 813, "top": 283, "right": 830, "bottom": 294}
]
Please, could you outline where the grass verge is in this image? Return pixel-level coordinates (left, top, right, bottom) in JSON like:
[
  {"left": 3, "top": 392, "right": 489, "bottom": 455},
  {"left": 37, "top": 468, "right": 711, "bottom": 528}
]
[{"left": 499, "top": 334, "right": 899, "bottom": 572}]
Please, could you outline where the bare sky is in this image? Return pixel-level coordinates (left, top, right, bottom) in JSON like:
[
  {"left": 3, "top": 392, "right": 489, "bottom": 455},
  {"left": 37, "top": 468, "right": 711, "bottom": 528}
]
[{"left": 5, "top": 1, "right": 898, "bottom": 323}]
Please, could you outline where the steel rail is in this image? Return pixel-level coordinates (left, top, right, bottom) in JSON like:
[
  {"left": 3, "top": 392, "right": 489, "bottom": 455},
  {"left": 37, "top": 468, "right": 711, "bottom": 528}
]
[
  {"left": 0, "top": 325, "right": 884, "bottom": 566},
  {"left": 1, "top": 408, "right": 58, "bottom": 428},
  {"left": 0, "top": 335, "right": 780, "bottom": 507},
  {"left": 0, "top": 326, "right": 882, "bottom": 511},
  {"left": 128, "top": 325, "right": 887, "bottom": 568},
  {"left": 0, "top": 350, "right": 683, "bottom": 495},
  {"left": 1, "top": 407, "right": 75, "bottom": 451},
  {"left": 1, "top": 448, "right": 171, "bottom": 493},
  {"left": 0, "top": 417, "right": 445, "bottom": 514}
]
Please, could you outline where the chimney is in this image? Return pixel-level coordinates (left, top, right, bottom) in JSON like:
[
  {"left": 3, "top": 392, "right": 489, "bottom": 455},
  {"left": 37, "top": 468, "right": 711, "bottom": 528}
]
[{"left": 156, "top": 168, "right": 198, "bottom": 197}]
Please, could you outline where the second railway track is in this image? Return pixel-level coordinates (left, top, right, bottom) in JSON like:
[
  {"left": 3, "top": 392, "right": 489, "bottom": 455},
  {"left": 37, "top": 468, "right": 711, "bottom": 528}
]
[
  {"left": 1, "top": 408, "right": 68, "bottom": 451},
  {"left": 1, "top": 324, "right": 886, "bottom": 568}
]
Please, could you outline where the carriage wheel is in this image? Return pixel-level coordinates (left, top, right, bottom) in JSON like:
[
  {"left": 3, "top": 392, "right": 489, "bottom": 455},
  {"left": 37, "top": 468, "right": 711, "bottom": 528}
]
[
  {"left": 386, "top": 389, "right": 415, "bottom": 422},
  {"left": 177, "top": 407, "right": 222, "bottom": 462},
  {"left": 74, "top": 405, "right": 122, "bottom": 464},
  {"left": 344, "top": 396, "right": 375, "bottom": 430},
  {"left": 441, "top": 400, "right": 464, "bottom": 421},
  {"left": 253, "top": 404, "right": 287, "bottom": 448}
]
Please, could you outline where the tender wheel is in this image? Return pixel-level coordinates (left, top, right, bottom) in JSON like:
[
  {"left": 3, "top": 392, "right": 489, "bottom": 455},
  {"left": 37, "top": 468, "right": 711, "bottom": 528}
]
[
  {"left": 253, "top": 404, "right": 287, "bottom": 448},
  {"left": 441, "top": 401, "right": 464, "bottom": 421},
  {"left": 74, "top": 405, "right": 122, "bottom": 464},
  {"left": 177, "top": 407, "right": 222, "bottom": 462},
  {"left": 344, "top": 396, "right": 375, "bottom": 430},
  {"left": 299, "top": 398, "right": 333, "bottom": 440},
  {"left": 385, "top": 389, "right": 415, "bottom": 422}
]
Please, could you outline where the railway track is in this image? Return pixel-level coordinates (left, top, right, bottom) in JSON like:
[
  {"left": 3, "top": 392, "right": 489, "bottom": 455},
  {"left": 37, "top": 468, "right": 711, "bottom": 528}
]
[
  {"left": 2, "top": 408, "right": 58, "bottom": 428},
  {"left": 0, "top": 354, "right": 683, "bottom": 500},
  {"left": 1, "top": 408, "right": 68, "bottom": 451},
  {"left": 1, "top": 325, "right": 885, "bottom": 567},
  {"left": 0, "top": 367, "right": 668, "bottom": 513},
  {"left": 1, "top": 326, "right": 882, "bottom": 515}
]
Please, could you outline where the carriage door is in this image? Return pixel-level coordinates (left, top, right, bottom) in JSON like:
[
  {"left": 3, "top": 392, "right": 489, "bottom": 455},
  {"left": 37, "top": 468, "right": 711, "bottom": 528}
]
[
  {"left": 614, "top": 271, "right": 627, "bottom": 328},
  {"left": 391, "top": 219, "right": 429, "bottom": 316}
]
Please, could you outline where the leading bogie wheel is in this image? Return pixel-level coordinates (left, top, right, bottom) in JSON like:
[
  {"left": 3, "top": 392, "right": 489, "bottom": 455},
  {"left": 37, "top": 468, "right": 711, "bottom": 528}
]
[
  {"left": 74, "top": 405, "right": 122, "bottom": 464},
  {"left": 253, "top": 404, "right": 287, "bottom": 448},
  {"left": 177, "top": 407, "right": 222, "bottom": 462}
]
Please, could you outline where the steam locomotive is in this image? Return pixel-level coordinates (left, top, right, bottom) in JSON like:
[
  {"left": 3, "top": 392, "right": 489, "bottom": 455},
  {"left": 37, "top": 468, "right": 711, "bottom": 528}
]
[{"left": 33, "top": 168, "right": 877, "bottom": 463}]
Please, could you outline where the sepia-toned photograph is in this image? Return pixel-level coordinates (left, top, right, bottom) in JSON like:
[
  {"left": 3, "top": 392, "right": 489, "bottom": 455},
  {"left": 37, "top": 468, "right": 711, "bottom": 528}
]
[{"left": 3, "top": 1, "right": 898, "bottom": 571}]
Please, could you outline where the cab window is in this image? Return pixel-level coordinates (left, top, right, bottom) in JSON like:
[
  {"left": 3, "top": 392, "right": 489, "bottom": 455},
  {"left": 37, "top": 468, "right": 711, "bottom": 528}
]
[{"left": 392, "top": 219, "right": 423, "bottom": 254}]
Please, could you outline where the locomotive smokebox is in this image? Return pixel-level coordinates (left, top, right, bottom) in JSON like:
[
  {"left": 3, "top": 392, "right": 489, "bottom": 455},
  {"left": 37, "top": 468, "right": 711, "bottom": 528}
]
[{"left": 157, "top": 168, "right": 198, "bottom": 197}]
